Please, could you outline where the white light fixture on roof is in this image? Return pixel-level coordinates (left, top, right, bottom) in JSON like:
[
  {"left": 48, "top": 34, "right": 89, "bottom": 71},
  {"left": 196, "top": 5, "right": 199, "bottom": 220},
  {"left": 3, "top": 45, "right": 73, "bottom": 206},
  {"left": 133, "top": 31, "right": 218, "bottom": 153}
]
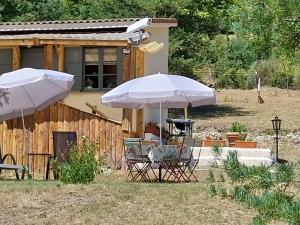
[
  {"left": 126, "top": 18, "right": 150, "bottom": 45},
  {"left": 126, "top": 18, "right": 150, "bottom": 33}
]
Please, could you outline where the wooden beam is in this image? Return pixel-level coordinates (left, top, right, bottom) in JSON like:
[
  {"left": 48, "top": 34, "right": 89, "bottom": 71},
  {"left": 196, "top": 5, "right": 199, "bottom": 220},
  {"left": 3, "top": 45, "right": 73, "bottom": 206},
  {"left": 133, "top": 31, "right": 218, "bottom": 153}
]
[
  {"left": 135, "top": 48, "right": 144, "bottom": 78},
  {"left": 44, "top": 44, "right": 54, "bottom": 69},
  {"left": 57, "top": 44, "right": 64, "bottom": 72},
  {"left": 135, "top": 48, "right": 144, "bottom": 138},
  {"left": 122, "top": 49, "right": 133, "bottom": 135},
  {"left": 12, "top": 46, "right": 20, "bottom": 70},
  {"left": 0, "top": 39, "right": 35, "bottom": 46},
  {"left": 40, "top": 39, "right": 128, "bottom": 46}
]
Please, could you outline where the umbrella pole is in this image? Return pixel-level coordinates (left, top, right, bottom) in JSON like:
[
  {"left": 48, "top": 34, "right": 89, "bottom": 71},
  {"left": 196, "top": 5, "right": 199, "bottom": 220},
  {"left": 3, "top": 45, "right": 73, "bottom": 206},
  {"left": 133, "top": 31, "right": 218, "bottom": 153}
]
[
  {"left": 16, "top": 89, "right": 29, "bottom": 169},
  {"left": 160, "top": 102, "right": 162, "bottom": 145}
]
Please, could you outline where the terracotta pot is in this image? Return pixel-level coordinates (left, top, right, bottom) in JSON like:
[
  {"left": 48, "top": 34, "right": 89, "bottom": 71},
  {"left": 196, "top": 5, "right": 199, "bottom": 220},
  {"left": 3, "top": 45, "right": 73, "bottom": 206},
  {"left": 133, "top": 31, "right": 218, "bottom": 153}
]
[
  {"left": 145, "top": 126, "right": 169, "bottom": 139},
  {"left": 226, "top": 132, "right": 241, "bottom": 147},
  {"left": 235, "top": 140, "right": 257, "bottom": 148},
  {"left": 203, "top": 139, "right": 226, "bottom": 147}
]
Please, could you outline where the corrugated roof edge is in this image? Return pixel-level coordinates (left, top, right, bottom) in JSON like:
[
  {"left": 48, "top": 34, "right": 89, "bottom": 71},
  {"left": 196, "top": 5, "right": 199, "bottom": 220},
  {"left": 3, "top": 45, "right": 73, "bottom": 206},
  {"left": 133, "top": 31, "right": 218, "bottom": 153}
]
[{"left": 0, "top": 18, "right": 177, "bottom": 26}]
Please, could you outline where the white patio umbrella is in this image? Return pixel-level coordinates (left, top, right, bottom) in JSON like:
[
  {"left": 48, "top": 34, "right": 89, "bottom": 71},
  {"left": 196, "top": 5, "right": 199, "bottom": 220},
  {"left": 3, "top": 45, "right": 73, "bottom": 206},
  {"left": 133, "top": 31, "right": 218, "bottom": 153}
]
[
  {"left": 0, "top": 68, "right": 75, "bottom": 164},
  {"left": 101, "top": 73, "right": 216, "bottom": 143}
]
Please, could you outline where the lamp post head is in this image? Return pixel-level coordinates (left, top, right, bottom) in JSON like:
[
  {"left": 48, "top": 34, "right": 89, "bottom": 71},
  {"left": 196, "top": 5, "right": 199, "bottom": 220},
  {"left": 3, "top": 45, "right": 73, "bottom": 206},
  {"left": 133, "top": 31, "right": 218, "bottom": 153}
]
[{"left": 271, "top": 116, "right": 282, "bottom": 132}]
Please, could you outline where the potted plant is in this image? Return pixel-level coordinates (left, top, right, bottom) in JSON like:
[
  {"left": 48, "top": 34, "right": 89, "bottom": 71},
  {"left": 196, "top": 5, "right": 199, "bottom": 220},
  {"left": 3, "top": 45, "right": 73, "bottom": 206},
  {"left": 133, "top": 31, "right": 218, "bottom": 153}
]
[
  {"left": 144, "top": 121, "right": 169, "bottom": 139},
  {"left": 145, "top": 121, "right": 160, "bottom": 137},
  {"left": 203, "top": 136, "right": 226, "bottom": 147},
  {"left": 226, "top": 122, "right": 247, "bottom": 147},
  {"left": 235, "top": 137, "right": 257, "bottom": 148}
]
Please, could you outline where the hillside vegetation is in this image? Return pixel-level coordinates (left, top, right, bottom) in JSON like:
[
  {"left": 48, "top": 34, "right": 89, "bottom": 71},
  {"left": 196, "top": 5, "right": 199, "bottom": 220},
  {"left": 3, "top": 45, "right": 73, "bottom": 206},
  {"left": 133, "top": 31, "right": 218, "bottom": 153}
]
[{"left": 1, "top": 0, "right": 299, "bottom": 89}]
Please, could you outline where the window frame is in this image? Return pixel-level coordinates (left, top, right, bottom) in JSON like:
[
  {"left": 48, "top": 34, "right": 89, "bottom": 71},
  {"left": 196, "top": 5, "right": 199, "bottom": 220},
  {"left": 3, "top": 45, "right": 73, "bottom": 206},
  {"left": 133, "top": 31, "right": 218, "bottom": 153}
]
[{"left": 82, "top": 47, "right": 123, "bottom": 91}]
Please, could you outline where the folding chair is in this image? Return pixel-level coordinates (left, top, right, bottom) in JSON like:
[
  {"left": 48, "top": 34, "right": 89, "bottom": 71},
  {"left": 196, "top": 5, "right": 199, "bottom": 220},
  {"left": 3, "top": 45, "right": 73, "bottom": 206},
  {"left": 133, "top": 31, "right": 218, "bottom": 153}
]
[
  {"left": 161, "top": 138, "right": 186, "bottom": 182},
  {"left": 123, "top": 138, "right": 153, "bottom": 182},
  {"left": 178, "top": 136, "right": 198, "bottom": 182}
]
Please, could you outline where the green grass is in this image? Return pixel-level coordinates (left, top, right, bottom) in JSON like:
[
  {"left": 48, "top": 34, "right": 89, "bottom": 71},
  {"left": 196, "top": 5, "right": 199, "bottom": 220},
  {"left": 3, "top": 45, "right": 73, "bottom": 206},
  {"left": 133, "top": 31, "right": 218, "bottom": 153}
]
[{"left": 0, "top": 173, "right": 256, "bottom": 225}]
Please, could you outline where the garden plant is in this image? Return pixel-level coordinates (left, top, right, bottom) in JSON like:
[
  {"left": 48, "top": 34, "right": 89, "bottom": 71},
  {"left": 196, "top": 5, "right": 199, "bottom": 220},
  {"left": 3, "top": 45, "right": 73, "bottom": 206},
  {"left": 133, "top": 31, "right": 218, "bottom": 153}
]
[{"left": 207, "top": 146, "right": 300, "bottom": 225}]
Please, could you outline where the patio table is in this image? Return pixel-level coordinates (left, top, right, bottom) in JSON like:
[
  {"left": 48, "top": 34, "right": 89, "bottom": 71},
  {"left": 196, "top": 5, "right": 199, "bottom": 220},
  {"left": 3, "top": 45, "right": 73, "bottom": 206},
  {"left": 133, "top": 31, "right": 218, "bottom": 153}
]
[{"left": 141, "top": 143, "right": 195, "bottom": 182}]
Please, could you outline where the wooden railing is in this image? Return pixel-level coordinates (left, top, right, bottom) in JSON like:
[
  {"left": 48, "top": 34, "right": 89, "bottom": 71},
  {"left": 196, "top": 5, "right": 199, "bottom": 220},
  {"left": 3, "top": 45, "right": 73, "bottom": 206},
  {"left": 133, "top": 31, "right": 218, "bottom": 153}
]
[{"left": 0, "top": 102, "right": 124, "bottom": 177}]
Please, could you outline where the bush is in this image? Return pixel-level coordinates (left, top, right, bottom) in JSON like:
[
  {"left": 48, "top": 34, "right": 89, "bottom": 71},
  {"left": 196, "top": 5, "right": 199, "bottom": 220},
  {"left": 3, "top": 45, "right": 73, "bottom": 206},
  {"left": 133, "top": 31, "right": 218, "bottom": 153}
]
[
  {"left": 230, "top": 122, "right": 247, "bottom": 133},
  {"left": 59, "top": 138, "right": 104, "bottom": 184},
  {"left": 208, "top": 149, "right": 300, "bottom": 224},
  {"left": 281, "top": 202, "right": 300, "bottom": 225},
  {"left": 217, "top": 68, "right": 248, "bottom": 89},
  {"left": 271, "top": 71, "right": 294, "bottom": 88}
]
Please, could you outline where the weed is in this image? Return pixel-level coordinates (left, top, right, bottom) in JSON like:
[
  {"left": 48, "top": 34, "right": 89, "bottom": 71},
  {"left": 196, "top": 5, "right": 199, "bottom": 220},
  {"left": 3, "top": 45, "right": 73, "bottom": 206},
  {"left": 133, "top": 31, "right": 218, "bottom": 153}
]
[{"left": 207, "top": 169, "right": 215, "bottom": 183}]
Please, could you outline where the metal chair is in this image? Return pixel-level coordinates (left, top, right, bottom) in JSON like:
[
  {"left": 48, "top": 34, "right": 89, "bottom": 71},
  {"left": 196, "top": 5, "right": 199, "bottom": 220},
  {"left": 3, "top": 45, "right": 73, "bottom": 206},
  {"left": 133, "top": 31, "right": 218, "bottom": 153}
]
[
  {"left": 123, "top": 138, "right": 153, "bottom": 182},
  {"left": 0, "top": 146, "right": 26, "bottom": 180},
  {"left": 161, "top": 137, "right": 186, "bottom": 182},
  {"left": 178, "top": 136, "right": 198, "bottom": 182}
]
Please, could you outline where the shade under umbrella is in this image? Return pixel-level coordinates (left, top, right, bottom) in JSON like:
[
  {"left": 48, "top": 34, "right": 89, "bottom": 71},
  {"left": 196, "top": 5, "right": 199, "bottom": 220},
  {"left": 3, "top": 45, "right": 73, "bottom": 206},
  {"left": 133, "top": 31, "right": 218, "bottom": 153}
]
[
  {"left": 101, "top": 73, "right": 216, "bottom": 143},
  {"left": 0, "top": 68, "right": 75, "bottom": 122}
]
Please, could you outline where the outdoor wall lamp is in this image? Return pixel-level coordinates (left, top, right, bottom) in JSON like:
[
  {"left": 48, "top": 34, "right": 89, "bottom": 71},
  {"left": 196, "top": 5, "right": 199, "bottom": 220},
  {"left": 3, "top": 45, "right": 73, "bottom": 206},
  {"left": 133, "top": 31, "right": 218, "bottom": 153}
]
[{"left": 271, "top": 115, "right": 282, "bottom": 162}]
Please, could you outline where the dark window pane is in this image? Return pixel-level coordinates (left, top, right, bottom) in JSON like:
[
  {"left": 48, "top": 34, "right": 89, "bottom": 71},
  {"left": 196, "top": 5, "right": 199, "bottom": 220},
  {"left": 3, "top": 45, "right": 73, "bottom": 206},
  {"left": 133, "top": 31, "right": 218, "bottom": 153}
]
[
  {"left": 85, "top": 65, "right": 98, "bottom": 75},
  {"left": 85, "top": 76, "right": 98, "bottom": 89},
  {"left": 103, "top": 64, "right": 117, "bottom": 74},
  {"left": 103, "top": 75, "right": 117, "bottom": 88}
]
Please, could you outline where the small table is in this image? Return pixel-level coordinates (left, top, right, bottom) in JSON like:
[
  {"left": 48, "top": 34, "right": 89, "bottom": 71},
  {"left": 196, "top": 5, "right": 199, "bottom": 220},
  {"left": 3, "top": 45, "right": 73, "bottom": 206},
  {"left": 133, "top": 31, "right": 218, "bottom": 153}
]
[{"left": 143, "top": 144, "right": 194, "bottom": 182}]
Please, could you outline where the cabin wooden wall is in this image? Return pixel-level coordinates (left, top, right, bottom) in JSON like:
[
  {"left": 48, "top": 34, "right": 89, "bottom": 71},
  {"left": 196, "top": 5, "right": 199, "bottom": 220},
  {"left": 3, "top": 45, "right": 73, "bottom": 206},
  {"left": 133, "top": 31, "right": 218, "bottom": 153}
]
[{"left": 0, "top": 102, "right": 124, "bottom": 178}]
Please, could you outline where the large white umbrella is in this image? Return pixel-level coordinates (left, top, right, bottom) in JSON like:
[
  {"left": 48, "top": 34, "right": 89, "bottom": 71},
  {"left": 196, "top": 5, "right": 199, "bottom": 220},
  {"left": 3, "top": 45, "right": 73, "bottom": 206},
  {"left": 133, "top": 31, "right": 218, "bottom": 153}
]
[
  {"left": 0, "top": 68, "right": 75, "bottom": 164},
  {"left": 101, "top": 73, "right": 216, "bottom": 143},
  {"left": 0, "top": 68, "right": 75, "bottom": 122}
]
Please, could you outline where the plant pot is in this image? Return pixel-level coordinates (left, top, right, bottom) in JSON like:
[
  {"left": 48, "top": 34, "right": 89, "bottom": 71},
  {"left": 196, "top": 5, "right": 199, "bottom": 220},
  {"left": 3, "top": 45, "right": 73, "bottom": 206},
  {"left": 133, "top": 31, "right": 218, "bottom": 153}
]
[
  {"left": 235, "top": 140, "right": 257, "bottom": 148},
  {"left": 226, "top": 132, "right": 241, "bottom": 147},
  {"left": 145, "top": 126, "right": 160, "bottom": 137},
  {"left": 203, "top": 139, "right": 226, "bottom": 147}
]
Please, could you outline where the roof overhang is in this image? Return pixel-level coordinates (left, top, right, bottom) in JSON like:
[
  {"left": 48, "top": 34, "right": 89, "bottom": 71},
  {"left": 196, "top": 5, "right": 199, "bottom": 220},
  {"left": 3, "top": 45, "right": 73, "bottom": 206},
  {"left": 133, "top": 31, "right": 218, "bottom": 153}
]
[{"left": 0, "top": 18, "right": 177, "bottom": 34}]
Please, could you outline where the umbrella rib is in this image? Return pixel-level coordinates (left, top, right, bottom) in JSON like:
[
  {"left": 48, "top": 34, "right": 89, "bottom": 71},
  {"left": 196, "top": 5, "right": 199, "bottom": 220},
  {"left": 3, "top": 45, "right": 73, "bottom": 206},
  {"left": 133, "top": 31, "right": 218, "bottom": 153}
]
[{"left": 21, "top": 85, "right": 37, "bottom": 108}]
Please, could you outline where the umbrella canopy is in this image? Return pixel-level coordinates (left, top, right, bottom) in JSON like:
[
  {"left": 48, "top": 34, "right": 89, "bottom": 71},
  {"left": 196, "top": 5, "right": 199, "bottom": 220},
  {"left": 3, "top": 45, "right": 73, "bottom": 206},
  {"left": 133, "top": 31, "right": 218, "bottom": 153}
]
[
  {"left": 101, "top": 73, "right": 216, "bottom": 108},
  {"left": 0, "top": 68, "right": 75, "bottom": 121},
  {"left": 101, "top": 73, "right": 216, "bottom": 144}
]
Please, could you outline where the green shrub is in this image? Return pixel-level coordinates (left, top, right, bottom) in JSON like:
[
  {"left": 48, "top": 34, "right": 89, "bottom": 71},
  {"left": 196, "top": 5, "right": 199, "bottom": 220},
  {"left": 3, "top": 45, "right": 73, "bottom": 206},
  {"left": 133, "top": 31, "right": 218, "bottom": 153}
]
[
  {"left": 59, "top": 138, "right": 104, "bottom": 184},
  {"left": 271, "top": 71, "right": 294, "bottom": 88},
  {"left": 217, "top": 68, "right": 248, "bottom": 89},
  {"left": 230, "top": 122, "right": 247, "bottom": 133},
  {"left": 223, "top": 151, "right": 245, "bottom": 182},
  {"left": 294, "top": 67, "right": 300, "bottom": 89},
  {"left": 275, "top": 163, "right": 295, "bottom": 187},
  {"left": 281, "top": 202, "right": 300, "bottom": 225},
  {"left": 208, "top": 184, "right": 217, "bottom": 197},
  {"left": 256, "top": 191, "right": 290, "bottom": 220}
]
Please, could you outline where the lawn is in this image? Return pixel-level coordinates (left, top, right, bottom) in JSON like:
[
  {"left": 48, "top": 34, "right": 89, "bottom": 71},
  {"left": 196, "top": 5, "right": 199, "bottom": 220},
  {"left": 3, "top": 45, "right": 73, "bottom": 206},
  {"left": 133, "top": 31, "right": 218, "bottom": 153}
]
[
  {"left": 0, "top": 172, "right": 257, "bottom": 225},
  {"left": 1, "top": 87, "right": 299, "bottom": 225}
]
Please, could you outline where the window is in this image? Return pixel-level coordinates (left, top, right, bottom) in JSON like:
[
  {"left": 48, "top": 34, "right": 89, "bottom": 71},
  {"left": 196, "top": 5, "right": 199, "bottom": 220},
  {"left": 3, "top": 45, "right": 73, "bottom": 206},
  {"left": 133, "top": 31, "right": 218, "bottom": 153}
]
[{"left": 83, "top": 47, "right": 121, "bottom": 90}]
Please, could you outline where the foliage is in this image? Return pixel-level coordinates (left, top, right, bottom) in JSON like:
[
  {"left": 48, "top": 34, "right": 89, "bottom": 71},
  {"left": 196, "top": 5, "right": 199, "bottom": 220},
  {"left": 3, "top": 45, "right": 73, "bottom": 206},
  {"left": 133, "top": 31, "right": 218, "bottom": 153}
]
[
  {"left": 207, "top": 150, "right": 300, "bottom": 224},
  {"left": 230, "top": 122, "right": 247, "bottom": 134},
  {"left": 0, "top": 0, "right": 299, "bottom": 89},
  {"left": 281, "top": 202, "right": 300, "bottom": 225},
  {"left": 59, "top": 137, "right": 105, "bottom": 184},
  {"left": 217, "top": 68, "right": 248, "bottom": 89}
]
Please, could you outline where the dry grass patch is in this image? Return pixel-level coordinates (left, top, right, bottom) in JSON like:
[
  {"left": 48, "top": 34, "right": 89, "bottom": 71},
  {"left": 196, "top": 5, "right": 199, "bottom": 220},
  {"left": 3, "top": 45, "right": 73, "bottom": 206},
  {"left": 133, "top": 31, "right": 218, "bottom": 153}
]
[{"left": 0, "top": 173, "right": 256, "bottom": 225}]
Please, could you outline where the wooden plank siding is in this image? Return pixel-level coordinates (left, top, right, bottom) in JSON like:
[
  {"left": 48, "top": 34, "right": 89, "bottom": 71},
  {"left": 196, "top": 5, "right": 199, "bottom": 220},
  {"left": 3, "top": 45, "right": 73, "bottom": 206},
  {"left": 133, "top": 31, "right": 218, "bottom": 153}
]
[{"left": 0, "top": 102, "right": 124, "bottom": 177}]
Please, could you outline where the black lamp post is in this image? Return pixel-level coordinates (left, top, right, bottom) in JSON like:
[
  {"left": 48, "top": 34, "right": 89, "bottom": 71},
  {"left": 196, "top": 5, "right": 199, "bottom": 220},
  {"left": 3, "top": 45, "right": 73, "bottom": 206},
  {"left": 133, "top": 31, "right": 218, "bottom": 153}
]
[{"left": 271, "top": 116, "right": 282, "bottom": 162}]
